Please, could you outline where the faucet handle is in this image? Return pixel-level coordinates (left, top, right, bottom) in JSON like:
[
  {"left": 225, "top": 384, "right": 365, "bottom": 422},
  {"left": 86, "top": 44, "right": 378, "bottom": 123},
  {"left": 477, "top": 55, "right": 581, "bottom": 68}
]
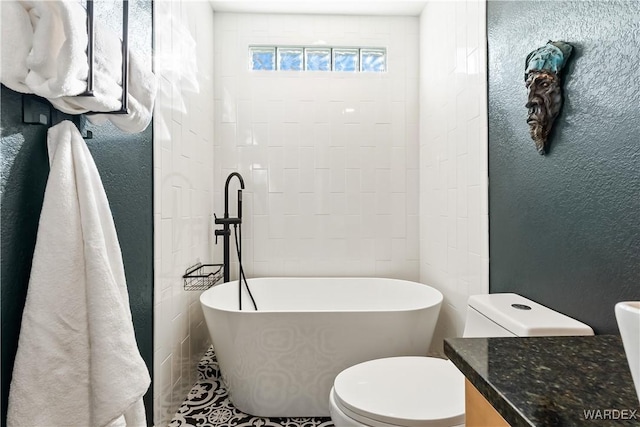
[{"left": 214, "top": 228, "right": 226, "bottom": 244}]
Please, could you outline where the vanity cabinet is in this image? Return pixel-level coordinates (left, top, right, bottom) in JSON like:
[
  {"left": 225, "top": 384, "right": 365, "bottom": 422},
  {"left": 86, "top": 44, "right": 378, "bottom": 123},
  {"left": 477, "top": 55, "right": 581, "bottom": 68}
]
[{"left": 465, "top": 380, "right": 509, "bottom": 427}]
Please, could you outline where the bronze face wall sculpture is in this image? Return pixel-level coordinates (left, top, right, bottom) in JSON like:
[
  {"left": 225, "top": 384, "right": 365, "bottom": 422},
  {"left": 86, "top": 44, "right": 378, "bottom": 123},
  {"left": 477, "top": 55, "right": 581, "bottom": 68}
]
[{"left": 524, "top": 41, "right": 573, "bottom": 155}]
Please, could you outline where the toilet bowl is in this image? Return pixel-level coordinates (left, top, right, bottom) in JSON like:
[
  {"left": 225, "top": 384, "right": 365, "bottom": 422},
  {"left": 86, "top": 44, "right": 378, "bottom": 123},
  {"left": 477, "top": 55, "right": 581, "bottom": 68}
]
[
  {"left": 329, "top": 357, "right": 465, "bottom": 427},
  {"left": 330, "top": 293, "right": 594, "bottom": 427}
]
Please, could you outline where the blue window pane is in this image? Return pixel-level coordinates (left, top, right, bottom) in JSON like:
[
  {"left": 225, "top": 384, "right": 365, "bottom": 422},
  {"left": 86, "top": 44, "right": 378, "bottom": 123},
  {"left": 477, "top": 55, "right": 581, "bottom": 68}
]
[
  {"left": 333, "top": 49, "right": 359, "bottom": 72},
  {"left": 278, "top": 48, "right": 303, "bottom": 71},
  {"left": 361, "top": 49, "right": 386, "bottom": 72},
  {"left": 250, "top": 46, "right": 387, "bottom": 73},
  {"left": 250, "top": 47, "right": 275, "bottom": 70},
  {"left": 305, "top": 48, "right": 331, "bottom": 71}
]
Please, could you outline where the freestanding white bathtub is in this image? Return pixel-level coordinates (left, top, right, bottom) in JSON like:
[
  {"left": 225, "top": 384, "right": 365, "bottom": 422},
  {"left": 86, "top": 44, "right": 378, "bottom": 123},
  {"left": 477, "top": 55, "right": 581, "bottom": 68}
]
[{"left": 200, "top": 277, "right": 443, "bottom": 417}]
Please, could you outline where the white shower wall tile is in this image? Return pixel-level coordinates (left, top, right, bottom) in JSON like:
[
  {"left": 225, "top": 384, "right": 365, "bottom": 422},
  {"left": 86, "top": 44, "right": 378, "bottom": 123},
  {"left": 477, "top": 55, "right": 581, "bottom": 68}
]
[
  {"left": 153, "top": 1, "right": 215, "bottom": 426},
  {"left": 214, "top": 13, "right": 420, "bottom": 280},
  {"left": 419, "top": 0, "right": 489, "bottom": 357}
]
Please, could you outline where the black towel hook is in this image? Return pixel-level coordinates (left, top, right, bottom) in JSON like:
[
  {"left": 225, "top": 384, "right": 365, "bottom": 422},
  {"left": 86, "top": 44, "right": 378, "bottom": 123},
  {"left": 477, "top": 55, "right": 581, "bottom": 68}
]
[{"left": 22, "top": 95, "right": 93, "bottom": 139}]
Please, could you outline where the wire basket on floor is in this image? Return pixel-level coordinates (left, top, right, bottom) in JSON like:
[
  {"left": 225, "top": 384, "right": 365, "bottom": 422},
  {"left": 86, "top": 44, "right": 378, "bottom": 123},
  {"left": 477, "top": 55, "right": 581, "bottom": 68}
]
[{"left": 183, "top": 263, "right": 224, "bottom": 291}]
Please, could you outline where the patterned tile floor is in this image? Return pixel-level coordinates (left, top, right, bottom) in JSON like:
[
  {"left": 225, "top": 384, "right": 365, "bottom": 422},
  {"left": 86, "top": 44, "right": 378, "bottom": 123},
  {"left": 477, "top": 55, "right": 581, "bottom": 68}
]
[{"left": 169, "top": 347, "right": 335, "bottom": 427}]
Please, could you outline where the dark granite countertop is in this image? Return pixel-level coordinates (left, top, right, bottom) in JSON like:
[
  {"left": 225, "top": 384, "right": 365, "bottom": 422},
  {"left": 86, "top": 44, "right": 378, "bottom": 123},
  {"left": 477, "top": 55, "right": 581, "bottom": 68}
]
[{"left": 444, "top": 335, "right": 640, "bottom": 426}]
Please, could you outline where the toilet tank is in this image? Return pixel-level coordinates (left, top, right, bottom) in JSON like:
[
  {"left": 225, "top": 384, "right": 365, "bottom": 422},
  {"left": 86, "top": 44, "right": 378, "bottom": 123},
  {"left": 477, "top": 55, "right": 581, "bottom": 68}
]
[{"left": 462, "top": 293, "right": 594, "bottom": 338}]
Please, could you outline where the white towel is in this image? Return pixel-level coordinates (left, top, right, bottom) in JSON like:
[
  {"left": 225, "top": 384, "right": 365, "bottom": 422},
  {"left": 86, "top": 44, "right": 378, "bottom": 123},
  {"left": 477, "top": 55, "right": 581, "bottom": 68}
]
[
  {"left": 22, "top": 0, "right": 90, "bottom": 98},
  {"left": 1, "top": 0, "right": 156, "bottom": 134},
  {"left": 7, "top": 120, "right": 150, "bottom": 427},
  {"left": 48, "top": 19, "right": 125, "bottom": 115},
  {"left": 85, "top": 50, "right": 158, "bottom": 134},
  {"left": 51, "top": 38, "right": 157, "bottom": 134},
  {"left": 0, "top": 0, "right": 34, "bottom": 93},
  {"left": 45, "top": 14, "right": 158, "bottom": 134},
  {"left": 0, "top": 0, "right": 89, "bottom": 97}
]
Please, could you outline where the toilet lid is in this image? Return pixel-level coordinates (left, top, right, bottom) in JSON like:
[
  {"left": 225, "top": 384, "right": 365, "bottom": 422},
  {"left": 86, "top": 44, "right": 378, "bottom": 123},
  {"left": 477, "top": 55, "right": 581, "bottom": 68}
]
[{"left": 333, "top": 357, "right": 465, "bottom": 427}]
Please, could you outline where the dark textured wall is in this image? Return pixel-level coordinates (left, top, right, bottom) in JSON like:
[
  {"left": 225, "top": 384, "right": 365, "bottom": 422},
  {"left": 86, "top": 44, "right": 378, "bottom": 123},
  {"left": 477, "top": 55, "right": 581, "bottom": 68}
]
[
  {"left": 488, "top": 1, "right": 640, "bottom": 334},
  {"left": 0, "top": 3, "right": 153, "bottom": 425}
]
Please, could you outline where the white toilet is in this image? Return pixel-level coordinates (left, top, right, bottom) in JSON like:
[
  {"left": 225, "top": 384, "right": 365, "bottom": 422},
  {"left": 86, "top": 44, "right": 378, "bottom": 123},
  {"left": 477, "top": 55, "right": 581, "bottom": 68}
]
[{"left": 329, "top": 293, "right": 594, "bottom": 427}]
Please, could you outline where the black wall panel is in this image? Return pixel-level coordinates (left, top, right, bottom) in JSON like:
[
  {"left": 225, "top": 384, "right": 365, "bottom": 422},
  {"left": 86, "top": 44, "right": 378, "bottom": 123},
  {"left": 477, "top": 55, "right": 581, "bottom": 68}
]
[{"left": 488, "top": 0, "right": 640, "bottom": 333}]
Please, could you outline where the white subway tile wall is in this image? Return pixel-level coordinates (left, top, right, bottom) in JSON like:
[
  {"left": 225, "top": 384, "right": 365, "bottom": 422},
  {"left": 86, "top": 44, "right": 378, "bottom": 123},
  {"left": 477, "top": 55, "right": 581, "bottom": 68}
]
[
  {"left": 153, "top": 1, "right": 215, "bottom": 425},
  {"left": 419, "top": 0, "right": 489, "bottom": 355},
  {"left": 214, "top": 13, "right": 420, "bottom": 281}
]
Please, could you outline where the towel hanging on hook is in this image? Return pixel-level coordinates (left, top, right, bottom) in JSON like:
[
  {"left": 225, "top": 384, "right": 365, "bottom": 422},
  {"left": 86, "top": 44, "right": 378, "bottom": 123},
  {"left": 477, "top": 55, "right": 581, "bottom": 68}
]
[{"left": 7, "top": 120, "right": 151, "bottom": 426}]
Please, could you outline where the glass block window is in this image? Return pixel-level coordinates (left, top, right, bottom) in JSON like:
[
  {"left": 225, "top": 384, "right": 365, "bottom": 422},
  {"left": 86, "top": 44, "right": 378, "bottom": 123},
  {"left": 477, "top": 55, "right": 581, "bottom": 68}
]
[
  {"left": 250, "top": 47, "right": 275, "bottom": 71},
  {"left": 361, "top": 48, "right": 386, "bottom": 72},
  {"left": 305, "top": 48, "right": 331, "bottom": 71},
  {"left": 333, "top": 48, "right": 359, "bottom": 72},
  {"left": 277, "top": 47, "right": 303, "bottom": 71},
  {"left": 249, "top": 46, "right": 386, "bottom": 73}
]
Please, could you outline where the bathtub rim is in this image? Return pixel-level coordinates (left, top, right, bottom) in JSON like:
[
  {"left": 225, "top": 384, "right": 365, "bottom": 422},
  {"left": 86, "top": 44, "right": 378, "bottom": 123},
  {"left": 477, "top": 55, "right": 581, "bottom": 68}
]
[{"left": 199, "top": 276, "right": 444, "bottom": 314}]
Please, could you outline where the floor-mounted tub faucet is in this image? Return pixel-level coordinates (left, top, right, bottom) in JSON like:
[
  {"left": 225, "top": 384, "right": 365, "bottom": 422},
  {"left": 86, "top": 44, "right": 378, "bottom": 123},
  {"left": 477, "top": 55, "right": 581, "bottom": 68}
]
[{"left": 214, "top": 172, "right": 244, "bottom": 283}]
